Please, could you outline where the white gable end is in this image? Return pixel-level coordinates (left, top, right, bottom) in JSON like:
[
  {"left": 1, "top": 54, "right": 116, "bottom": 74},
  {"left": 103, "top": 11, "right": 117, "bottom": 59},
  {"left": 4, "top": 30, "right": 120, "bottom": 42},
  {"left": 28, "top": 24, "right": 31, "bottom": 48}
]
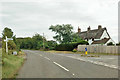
[{"left": 100, "top": 30, "right": 109, "bottom": 39}]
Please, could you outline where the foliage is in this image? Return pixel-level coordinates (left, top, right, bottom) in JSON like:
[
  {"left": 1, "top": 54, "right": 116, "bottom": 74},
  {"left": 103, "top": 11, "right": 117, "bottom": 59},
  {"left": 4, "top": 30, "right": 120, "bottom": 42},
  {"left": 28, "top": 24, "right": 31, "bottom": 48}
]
[
  {"left": 47, "top": 40, "right": 57, "bottom": 50},
  {"left": 2, "top": 27, "right": 13, "bottom": 39},
  {"left": 8, "top": 41, "right": 16, "bottom": 50},
  {"left": 49, "top": 24, "right": 73, "bottom": 43},
  {"left": 55, "top": 41, "right": 88, "bottom": 51},
  {"left": 16, "top": 33, "right": 55, "bottom": 50},
  {"left": 72, "top": 48, "right": 77, "bottom": 52},
  {"left": 2, "top": 27, "right": 21, "bottom": 53},
  {"left": 107, "top": 42, "right": 114, "bottom": 46},
  {"left": 71, "top": 33, "right": 83, "bottom": 42}
]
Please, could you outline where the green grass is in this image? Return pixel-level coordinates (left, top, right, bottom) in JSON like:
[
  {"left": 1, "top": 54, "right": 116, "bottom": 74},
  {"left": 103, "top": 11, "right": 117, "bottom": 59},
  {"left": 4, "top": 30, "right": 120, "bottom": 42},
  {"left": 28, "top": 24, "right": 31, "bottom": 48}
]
[{"left": 2, "top": 50, "right": 24, "bottom": 78}]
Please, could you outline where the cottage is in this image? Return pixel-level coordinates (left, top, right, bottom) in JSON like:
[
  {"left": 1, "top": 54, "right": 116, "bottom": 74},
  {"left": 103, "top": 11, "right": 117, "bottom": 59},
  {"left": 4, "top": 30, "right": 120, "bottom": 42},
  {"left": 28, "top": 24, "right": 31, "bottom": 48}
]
[{"left": 77, "top": 25, "right": 115, "bottom": 45}]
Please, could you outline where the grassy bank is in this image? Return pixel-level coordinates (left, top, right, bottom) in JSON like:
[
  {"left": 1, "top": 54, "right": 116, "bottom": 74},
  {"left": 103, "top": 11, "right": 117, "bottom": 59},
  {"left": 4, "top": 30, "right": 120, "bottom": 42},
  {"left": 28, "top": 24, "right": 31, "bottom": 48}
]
[
  {"left": 46, "top": 50, "right": 119, "bottom": 56},
  {"left": 2, "top": 50, "right": 25, "bottom": 78}
]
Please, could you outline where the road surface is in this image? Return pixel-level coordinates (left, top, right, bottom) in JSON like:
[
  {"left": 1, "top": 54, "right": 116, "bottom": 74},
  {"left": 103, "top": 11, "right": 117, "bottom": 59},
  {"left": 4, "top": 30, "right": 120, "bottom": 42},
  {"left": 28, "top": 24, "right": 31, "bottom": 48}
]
[{"left": 17, "top": 50, "right": 118, "bottom": 78}]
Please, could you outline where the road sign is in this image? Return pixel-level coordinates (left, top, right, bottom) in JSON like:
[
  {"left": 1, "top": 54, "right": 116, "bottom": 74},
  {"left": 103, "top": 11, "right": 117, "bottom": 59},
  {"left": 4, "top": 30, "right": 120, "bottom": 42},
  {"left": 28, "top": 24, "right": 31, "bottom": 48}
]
[
  {"left": 85, "top": 48, "right": 87, "bottom": 51},
  {"left": 4, "top": 36, "right": 13, "bottom": 53},
  {"left": 7, "top": 38, "right": 13, "bottom": 40},
  {"left": 85, "top": 48, "right": 87, "bottom": 55}
]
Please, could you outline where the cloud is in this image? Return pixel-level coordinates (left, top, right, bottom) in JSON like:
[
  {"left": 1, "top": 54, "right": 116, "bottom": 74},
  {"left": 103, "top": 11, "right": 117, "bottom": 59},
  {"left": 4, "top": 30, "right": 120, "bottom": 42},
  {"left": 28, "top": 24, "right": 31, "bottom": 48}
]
[{"left": 0, "top": 0, "right": 119, "bottom": 42}]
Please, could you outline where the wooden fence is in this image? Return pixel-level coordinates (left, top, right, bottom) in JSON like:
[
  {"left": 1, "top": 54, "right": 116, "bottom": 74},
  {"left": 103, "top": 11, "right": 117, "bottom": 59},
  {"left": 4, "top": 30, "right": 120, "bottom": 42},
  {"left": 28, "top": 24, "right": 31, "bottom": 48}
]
[{"left": 77, "top": 45, "right": 120, "bottom": 54}]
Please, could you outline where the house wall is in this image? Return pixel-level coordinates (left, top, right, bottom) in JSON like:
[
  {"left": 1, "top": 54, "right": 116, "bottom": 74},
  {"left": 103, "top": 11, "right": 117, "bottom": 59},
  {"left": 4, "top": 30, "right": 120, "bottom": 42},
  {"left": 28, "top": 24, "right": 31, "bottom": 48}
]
[
  {"left": 100, "top": 30, "right": 109, "bottom": 39},
  {"left": 105, "top": 38, "right": 116, "bottom": 45},
  {"left": 88, "top": 39, "right": 93, "bottom": 45}
]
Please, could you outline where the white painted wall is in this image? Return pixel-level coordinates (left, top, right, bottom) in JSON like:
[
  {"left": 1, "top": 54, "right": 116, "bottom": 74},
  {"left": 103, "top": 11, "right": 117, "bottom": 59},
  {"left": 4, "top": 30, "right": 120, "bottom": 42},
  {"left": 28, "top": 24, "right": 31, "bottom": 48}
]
[
  {"left": 100, "top": 30, "right": 109, "bottom": 39},
  {"left": 105, "top": 39, "right": 116, "bottom": 45},
  {"left": 88, "top": 39, "right": 93, "bottom": 45}
]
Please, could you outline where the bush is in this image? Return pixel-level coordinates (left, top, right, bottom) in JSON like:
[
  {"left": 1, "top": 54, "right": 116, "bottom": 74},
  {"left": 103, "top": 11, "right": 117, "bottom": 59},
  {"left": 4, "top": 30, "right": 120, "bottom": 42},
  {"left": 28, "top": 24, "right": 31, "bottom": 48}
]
[
  {"left": 107, "top": 42, "right": 114, "bottom": 46},
  {"left": 73, "top": 48, "right": 77, "bottom": 52},
  {"left": 55, "top": 41, "right": 88, "bottom": 51}
]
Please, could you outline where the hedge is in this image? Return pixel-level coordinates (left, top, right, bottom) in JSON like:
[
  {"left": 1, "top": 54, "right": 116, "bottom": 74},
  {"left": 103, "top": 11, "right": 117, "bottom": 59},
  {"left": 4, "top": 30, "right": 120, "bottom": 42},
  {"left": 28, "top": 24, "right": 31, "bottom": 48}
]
[{"left": 55, "top": 41, "right": 88, "bottom": 51}]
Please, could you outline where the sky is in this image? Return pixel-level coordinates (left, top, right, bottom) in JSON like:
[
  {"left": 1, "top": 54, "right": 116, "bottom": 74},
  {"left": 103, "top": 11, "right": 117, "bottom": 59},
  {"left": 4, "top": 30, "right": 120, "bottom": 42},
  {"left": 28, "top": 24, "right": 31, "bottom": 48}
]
[{"left": 0, "top": 0, "right": 119, "bottom": 42}]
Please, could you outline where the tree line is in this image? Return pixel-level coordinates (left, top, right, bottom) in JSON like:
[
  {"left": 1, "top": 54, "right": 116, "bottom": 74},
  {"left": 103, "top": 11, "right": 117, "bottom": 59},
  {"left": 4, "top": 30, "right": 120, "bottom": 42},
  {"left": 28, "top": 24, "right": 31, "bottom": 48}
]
[{"left": 1, "top": 24, "right": 89, "bottom": 52}]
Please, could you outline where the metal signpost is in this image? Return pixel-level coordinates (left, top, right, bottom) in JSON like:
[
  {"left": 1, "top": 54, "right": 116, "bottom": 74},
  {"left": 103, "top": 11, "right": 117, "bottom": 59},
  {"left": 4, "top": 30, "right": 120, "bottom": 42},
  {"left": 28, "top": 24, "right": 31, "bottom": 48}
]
[
  {"left": 4, "top": 36, "right": 13, "bottom": 53},
  {"left": 85, "top": 47, "right": 87, "bottom": 55}
]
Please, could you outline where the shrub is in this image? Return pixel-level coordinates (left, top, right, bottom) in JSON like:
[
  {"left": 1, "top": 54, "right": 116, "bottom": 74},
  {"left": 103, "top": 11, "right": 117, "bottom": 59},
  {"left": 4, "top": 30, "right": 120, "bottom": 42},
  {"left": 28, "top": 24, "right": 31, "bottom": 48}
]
[
  {"left": 107, "top": 42, "right": 114, "bottom": 46},
  {"left": 55, "top": 41, "right": 88, "bottom": 51},
  {"left": 73, "top": 48, "right": 77, "bottom": 52}
]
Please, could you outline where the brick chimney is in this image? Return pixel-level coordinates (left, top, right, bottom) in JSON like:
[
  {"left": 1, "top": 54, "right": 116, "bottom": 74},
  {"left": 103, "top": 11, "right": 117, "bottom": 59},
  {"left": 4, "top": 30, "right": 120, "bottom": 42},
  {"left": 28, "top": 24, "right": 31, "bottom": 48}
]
[
  {"left": 78, "top": 27, "right": 81, "bottom": 33},
  {"left": 98, "top": 25, "right": 102, "bottom": 29},
  {"left": 87, "top": 26, "right": 91, "bottom": 31}
]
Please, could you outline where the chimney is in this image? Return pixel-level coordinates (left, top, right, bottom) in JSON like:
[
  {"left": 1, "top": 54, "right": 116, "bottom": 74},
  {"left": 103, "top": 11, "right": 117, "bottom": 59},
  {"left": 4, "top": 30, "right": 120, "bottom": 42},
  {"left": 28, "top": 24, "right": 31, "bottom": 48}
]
[
  {"left": 98, "top": 25, "right": 102, "bottom": 29},
  {"left": 87, "top": 26, "right": 91, "bottom": 31},
  {"left": 78, "top": 27, "right": 81, "bottom": 33}
]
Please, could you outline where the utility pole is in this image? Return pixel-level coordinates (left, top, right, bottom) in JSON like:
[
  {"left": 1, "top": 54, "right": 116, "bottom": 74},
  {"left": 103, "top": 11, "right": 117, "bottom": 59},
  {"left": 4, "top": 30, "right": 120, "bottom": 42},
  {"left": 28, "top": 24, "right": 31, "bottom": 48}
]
[
  {"left": 4, "top": 36, "right": 13, "bottom": 54},
  {"left": 43, "top": 33, "right": 45, "bottom": 49}
]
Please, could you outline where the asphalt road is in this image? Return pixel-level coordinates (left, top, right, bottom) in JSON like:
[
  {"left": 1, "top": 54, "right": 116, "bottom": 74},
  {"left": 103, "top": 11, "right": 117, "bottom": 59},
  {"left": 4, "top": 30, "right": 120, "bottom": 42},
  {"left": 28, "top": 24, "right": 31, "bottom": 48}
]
[{"left": 17, "top": 50, "right": 118, "bottom": 78}]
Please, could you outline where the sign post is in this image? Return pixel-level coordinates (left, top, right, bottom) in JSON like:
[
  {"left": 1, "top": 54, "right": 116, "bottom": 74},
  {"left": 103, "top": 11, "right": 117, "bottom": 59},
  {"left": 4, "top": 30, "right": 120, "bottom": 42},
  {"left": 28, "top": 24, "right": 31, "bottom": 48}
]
[
  {"left": 4, "top": 36, "right": 13, "bottom": 54},
  {"left": 85, "top": 47, "right": 87, "bottom": 55}
]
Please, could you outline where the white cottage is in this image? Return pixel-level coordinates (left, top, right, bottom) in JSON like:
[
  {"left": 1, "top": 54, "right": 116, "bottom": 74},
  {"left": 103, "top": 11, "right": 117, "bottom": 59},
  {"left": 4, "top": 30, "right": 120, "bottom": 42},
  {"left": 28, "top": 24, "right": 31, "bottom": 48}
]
[{"left": 77, "top": 25, "right": 115, "bottom": 45}]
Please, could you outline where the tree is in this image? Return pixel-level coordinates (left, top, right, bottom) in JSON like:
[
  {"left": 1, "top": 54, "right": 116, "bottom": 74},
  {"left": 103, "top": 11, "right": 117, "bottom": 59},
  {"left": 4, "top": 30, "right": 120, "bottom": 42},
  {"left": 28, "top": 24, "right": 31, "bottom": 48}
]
[
  {"left": 2, "top": 27, "right": 13, "bottom": 39},
  {"left": 47, "top": 40, "right": 57, "bottom": 50},
  {"left": 32, "top": 33, "right": 43, "bottom": 41},
  {"left": 71, "top": 33, "right": 82, "bottom": 42},
  {"left": 32, "top": 33, "right": 46, "bottom": 49},
  {"left": 49, "top": 24, "right": 73, "bottom": 43}
]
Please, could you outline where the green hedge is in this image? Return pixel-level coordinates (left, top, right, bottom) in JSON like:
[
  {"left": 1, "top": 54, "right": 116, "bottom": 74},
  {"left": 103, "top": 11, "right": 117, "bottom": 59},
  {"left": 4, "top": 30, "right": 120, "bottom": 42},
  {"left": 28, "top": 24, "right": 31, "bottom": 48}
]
[{"left": 55, "top": 41, "right": 88, "bottom": 51}]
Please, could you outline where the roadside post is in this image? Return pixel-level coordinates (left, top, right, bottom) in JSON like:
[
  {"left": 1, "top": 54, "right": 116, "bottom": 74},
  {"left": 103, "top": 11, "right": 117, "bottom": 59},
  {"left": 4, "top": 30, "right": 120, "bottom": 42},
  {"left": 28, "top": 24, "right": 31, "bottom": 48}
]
[
  {"left": 85, "top": 47, "right": 87, "bottom": 55},
  {"left": 4, "top": 36, "right": 13, "bottom": 54}
]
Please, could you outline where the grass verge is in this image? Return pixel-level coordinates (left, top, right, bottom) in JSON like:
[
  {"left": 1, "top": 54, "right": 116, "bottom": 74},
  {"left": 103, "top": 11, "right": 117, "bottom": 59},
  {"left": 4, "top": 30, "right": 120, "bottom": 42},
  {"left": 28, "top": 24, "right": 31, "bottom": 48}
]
[
  {"left": 2, "top": 50, "right": 25, "bottom": 78},
  {"left": 46, "top": 50, "right": 120, "bottom": 56}
]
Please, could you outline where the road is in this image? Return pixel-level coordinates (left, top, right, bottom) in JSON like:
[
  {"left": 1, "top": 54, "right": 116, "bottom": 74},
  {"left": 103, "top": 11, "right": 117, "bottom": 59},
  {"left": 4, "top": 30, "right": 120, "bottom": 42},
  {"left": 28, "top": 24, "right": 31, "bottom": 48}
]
[{"left": 17, "top": 50, "right": 118, "bottom": 78}]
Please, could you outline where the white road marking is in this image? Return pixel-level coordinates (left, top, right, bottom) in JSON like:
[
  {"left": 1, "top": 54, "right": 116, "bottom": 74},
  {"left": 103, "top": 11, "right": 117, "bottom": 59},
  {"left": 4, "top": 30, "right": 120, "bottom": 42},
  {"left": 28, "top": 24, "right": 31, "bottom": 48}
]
[
  {"left": 66, "top": 56, "right": 119, "bottom": 69},
  {"left": 49, "top": 53, "right": 119, "bottom": 70},
  {"left": 44, "top": 57, "right": 50, "bottom": 60},
  {"left": 53, "top": 62, "right": 69, "bottom": 72}
]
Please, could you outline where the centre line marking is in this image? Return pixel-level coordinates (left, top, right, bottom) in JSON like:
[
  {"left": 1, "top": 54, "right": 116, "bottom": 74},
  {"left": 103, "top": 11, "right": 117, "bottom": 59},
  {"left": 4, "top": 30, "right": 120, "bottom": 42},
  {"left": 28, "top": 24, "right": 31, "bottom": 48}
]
[
  {"left": 53, "top": 62, "right": 69, "bottom": 72},
  {"left": 44, "top": 57, "right": 50, "bottom": 60}
]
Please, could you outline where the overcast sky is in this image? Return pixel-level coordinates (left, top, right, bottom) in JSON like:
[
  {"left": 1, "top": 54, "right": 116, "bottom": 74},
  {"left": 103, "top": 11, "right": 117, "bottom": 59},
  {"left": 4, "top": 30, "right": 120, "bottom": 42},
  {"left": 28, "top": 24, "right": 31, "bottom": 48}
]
[{"left": 0, "top": 0, "right": 119, "bottom": 42}]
